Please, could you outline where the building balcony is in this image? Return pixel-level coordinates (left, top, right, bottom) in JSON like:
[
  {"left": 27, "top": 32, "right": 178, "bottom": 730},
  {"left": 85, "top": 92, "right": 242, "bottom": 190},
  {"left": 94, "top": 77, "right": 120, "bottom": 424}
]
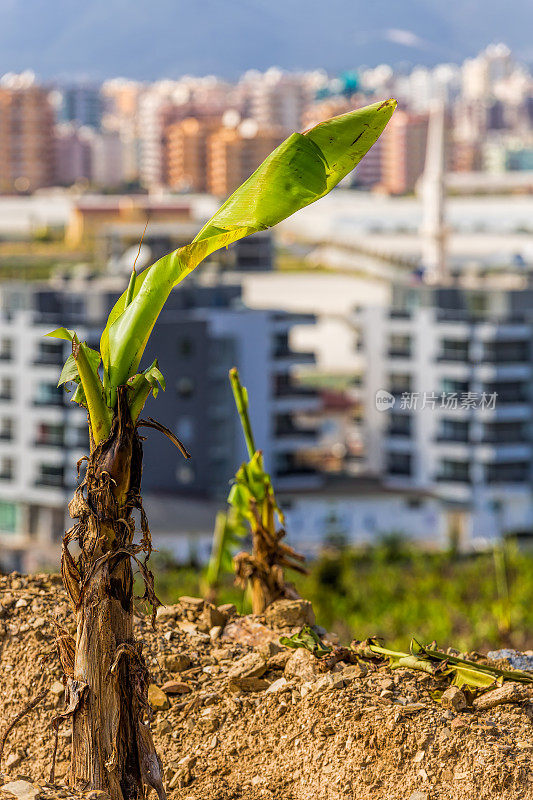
[
  {"left": 34, "top": 438, "right": 65, "bottom": 448},
  {"left": 271, "top": 349, "right": 315, "bottom": 371},
  {"left": 275, "top": 468, "right": 323, "bottom": 491},
  {"left": 32, "top": 354, "right": 65, "bottom": 367},
  {"left": 387, "top": 349, "right": 412, "bottom": 359}
]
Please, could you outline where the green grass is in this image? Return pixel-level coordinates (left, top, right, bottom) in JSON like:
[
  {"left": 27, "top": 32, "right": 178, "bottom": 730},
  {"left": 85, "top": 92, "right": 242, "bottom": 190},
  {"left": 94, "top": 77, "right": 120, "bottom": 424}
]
[{"left": 151, "top": 539, "right": 533, "bottom": 654}]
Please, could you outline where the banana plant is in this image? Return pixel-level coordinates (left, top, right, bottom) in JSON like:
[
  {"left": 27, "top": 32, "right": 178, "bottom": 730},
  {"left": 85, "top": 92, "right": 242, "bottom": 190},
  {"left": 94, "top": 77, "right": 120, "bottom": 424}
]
[
  {"left": 47, "top": 99, "right": 396, "bottom": 800},
  {"left": 203, "top": 508, "right": 247, "bottom": 600},
  {"left": 228, "top": 367, "right": 307, "bottom": 614}
]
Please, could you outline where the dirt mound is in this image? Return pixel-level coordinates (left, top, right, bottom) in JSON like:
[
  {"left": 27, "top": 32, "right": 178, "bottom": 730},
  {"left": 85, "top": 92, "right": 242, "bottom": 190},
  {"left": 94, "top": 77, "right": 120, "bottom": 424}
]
[{"left": 1, "top": 574, "right": 533, "bottom": 800}]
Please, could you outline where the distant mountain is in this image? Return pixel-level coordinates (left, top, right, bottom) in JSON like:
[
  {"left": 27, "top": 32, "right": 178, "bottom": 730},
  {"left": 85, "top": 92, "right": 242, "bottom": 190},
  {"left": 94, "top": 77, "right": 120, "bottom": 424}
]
[{"left": 0, "top": 0, "right": 531, "bottom": 81}]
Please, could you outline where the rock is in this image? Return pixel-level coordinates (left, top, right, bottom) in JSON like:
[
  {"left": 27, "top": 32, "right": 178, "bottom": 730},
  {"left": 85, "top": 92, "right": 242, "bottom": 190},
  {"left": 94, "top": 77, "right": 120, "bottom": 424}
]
[
  {"left": 160, "top": 653, "right": 191, "bottom": 673},
  {"left": 211, "top": 648, "right": 231, "bottom": 662},
  {"left": 487, "top": 649, "right": 533, "bottom": 671},
  {"left": 209, "top": 626, "right": 222, "bottom": 643},
  {"left": 157, "top": 719, "right": 172, "bottom": 735},
  {"left": 148, "top": 684, "right": 170, "bottom": 711},
  {"left": 50, "top": 681, "right": 64, "bottom": 696},
  {"left": 472, "top": 682, "right": 529, "bottom": 710},
  {"left": 1, "top": 781, "right": 41, "bottom": 800},
  {"left": 156, "top": 604, "right": 180, "bottom": 621},
  {"left": 5, "top": 750, "right": 24, "bottom": 769},
  {"left": 85, "top": 792, "right": 111, "bottom": 800},
  {"left": 310, "top": 673, "right": 344, "bottom": 694},
  {"left": 228, "top": 652, "right": 266, "bottom": 680},
  {"left": 266, "top": 677, "right": 289, "bottom": 694},
  {"left": 340, "top": 663, "right": 367, "bottom": 683},
  {"left": 267, "top": 650, "right": 292, "bottom": 670},
  {"left": 217, "top": 603, "right": 236, "bottom": 618},
  {"left": 228, "top": 676, "right": 271, "bottom": 692},
  {"left": 161, "top": 680, "right": 192, "bottom": 695},
  {"left": 202, "top": 603, "right": 226, "bottom": 630},
  {"left": 264, "top": 599, "right": 315, "bottom": 629},
  {"left": 179, "top": 596, "right": 205, "bottom": 621},
  {"left": 408, "top": 793, "right": 429, "bottom": 800},
  {"left": 441, "top": 686, "right": 467, "bottom": 711},
  {"left": 284, "top": 648, "right": 321, "bottom": 682},
  {"left": 15, "top": 598, "right": 28, "bottom": 609}
]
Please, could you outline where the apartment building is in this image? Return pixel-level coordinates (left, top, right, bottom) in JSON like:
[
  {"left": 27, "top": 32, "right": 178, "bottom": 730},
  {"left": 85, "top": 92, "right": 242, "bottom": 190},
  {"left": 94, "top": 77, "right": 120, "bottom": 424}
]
[
  {"left": 356, "top": 282, "right": 533, "bottom": 546},
  {"left": 0, "top": 72, "right": 55, "bottom": 193},
  {"left": 379, "top": 110, "right": 430, "bottom": 195},
  {"left": 207, "top": 120, "right": 284, "bottom": 197},
  {"left": 165, "top": 117, "right": 221, "bottom": 192},
  {"left": 0, "top": 275, "right": 319, "bottom": 571}
]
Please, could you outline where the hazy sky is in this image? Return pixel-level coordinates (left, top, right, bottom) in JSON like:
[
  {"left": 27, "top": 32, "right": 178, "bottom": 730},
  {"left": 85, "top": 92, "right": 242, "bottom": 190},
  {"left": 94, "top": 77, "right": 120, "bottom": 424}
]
[{"left": 0, "top": 0, "right": 531, "bottom": 80}]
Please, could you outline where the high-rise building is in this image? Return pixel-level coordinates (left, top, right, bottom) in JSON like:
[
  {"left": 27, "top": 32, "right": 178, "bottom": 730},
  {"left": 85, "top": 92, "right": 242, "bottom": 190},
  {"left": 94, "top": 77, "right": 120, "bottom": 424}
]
[
  {"left": 0, "top": 72, "right": 55, "bottom": 193},
  {"left": 55, "top": 83, "right": 103, "bottom": 129},
  {"left": 165, "top": 117, "right": 221, "bottom": 192},
  {"left": 0, "top": 274, "right": 319, "bottom": 571},
  {"left": 243, "top": 68, "right": 310, "bottom": 132},
  {"left": 379, "top": 110, "right": 429, "bottom": 195},
  {"left": 356, "top": 282, "right": 533, "bottom": 547},
  {"left": 207, "top": 120, "right": 284, "bottom": 197},
  {"left": 53, "top": 124, "right": 92, "bottom": 186}
]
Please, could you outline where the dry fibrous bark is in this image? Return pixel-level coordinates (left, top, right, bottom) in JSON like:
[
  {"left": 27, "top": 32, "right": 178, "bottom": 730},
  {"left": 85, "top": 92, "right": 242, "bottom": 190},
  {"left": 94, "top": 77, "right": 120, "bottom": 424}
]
[
  {"left": 56, "top": 388, "right": 165, "bottom": 800},
  {"left": 234, "top": 497, "right": 307, "bottom": 615}
]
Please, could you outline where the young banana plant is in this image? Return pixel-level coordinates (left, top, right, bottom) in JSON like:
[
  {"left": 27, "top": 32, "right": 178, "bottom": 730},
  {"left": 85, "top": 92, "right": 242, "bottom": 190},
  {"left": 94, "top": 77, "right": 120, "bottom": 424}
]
[
  {"left": 48, "top": 99, "right": 396, "bottom": 800},
  {"left": 228, "top": 367, "right": 307, "bottom": 614}
]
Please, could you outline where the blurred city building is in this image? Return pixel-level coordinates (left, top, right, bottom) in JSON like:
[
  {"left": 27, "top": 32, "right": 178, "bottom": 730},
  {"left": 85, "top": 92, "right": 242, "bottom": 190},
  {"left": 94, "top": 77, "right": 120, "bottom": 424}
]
[{"left": 0, "top": 72, "right": 55, "bottom": 193}]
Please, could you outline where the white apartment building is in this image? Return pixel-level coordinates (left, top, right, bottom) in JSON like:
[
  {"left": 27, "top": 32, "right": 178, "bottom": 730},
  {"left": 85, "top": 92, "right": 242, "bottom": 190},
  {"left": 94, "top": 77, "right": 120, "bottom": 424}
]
[{"left": 356, "top": 282, "right": 533, "bottom": 548}]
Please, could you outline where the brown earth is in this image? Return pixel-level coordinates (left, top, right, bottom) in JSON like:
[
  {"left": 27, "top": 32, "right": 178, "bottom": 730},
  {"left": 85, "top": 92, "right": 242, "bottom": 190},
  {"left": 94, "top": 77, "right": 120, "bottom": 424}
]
[{"left": 0, "top": 573, "right": 532, "bottom": 800}]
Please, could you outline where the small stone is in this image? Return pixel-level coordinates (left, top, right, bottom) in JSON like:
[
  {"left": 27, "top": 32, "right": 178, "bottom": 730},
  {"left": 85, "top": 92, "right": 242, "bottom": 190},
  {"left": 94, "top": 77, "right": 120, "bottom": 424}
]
[
  {"left": 84, "top": 792, "right": 111, "bottom": 800},
  {"left": 340, "top": 663, "right": 367, "bottom": 683},
  {"left": 15, "top": 598, "right": 28, "bottom": 609},
  {"left": 161, "top": 680, "right": 192, "bottom": 695},
  {"left": 157, "top": 719, "right": 172, "bottom": 735},
  {"left": 202, "top": 603, "right": 226, "bottom": 630},
  {"left": 211, "top": 648, "right": 231, "bottom": 662},
  {"left": 284, "top": 647, "right": 321, "bottom": 681},
  {"left": 228, "top": 676, "right": 270, "bottom": 692},
  {"left": 265, "top": 677, "right": 288, "bottom": 693},
  {"left": 310, "top": 674, "right": 342, "bottom": 694},
  {"left": 441, "top": 686, "right": 467, "bottom": 711},
  {"left": 148, "top": 684, "right": 170, "bottom": 711},
  {"left": 209, "top": 626, "right": 222, "bottom": 643},
  {"left": 409, "top": 792, "right": 429, "bottom": 800},
  {"left": 179, "top": 596, "right": 205, "bottom": 621},
  {"left": 160, "top": 653, "right": 191, "bottom": 673},
  {"left": 472, "top": 682, "right": 528, "bottom": 710},
  {"left": 50, "top": 681, "right": 64, "bottom": 697},
  {"left": 380, "top": 689, "right": 394, "bottom": 699},
  {"left": 412, "top": 750, "right": 425, "bottom": 763},
  {"left": 228, "top": 652, "right": 266, "bottom": 680},
  {"left": 264, "top": 599, "right": 315, "bottom": 629},
  {"left": 32, "top": 617, "right": 46, "bottom": 629},
  {"left": 156, "top": 604, "right": 180, "bottom": 621},
  {"left": 1, "top": 780, "right": 40, "bottom": 800},
  {"left": 217, "top": 603, "right": 236, "bottom": 618},
  {"left": 5, "top": 751, "right": 23, "bottom": 769}
]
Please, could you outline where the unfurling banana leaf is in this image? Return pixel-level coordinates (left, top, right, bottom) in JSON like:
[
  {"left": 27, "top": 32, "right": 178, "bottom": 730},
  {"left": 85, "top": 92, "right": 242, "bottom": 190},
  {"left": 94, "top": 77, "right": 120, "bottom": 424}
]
[
  {"left": 100, "top": 100, "right": 397, "bottom": 395},
  {"left": 205, "top": 509, "right": 247, "bottom": 590}
]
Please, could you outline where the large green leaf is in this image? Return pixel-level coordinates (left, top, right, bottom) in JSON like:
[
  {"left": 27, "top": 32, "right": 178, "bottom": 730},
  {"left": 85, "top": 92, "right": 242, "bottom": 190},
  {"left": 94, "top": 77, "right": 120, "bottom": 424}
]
[{"left": 100, "top": 100, "right": 396, "bottom": 396}]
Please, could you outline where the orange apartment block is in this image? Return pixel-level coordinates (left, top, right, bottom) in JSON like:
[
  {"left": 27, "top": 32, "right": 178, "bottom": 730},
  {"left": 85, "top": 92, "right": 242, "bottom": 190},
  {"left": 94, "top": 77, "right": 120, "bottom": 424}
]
[
  {"left": 0, "top": 80, "right": 55, "bottom": 193},
  {"left": 207, "top": 123, "right": 284, "bottom": 197},
  {"left": 165, "top": 117, "right": 221, "bottom": 192},
  {"left": 379, "top": 110, "right": 430, "bottom": 195}
]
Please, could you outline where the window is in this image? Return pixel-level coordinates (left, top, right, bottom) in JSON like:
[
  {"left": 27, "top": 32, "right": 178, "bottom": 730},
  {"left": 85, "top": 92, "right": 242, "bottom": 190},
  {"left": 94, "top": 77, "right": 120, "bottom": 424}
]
[
  {"left": 387, "top": 452, "right": 412, "bottom": 476},
  {"left": 35, "top": 382, "right": 63, "bottom": 406},
  {"left": 389, "top": 373, "right": 412, "bottom": 395},
  {"left": 0, "top": 378, "right": 13, "bottom": 400},
  {"left": 0, "top": 338, "right": 12, "bottom": 361},
  {"left": 484, "top": 382, "right": 528, "bottom": 403},
  {"left": 0, "top": 457, "right": 14, "bottom": 481},
  {"left": 0, "top": 501, "right": 18, "bottom": 533},
  {"left": 175, "top": 416, "right": 194, "bottom": 441},
  {"left": 176, "top": 378, "right": 194, "bottom": 399},
  {"left": 438, "top": 460, "right": 470, "bottom": 483},
  {"left": 439, "top": 339, "right": 469, "bottom": 362},
  {"left": 486, "top": 462, "right": 529, "bottom": 483},
  {"left": 483, "top": 422, "right": 525, "bottom": 444},
  {"left": 35, "top": 340, "right": 63, "bottom": 365},
  {"left": 441, "top": 378, "right": 469, "bottom": 395},
  {"left": 388, "top": 413, "right": 412, "bottom": 437},
  {"left": 388, "top": 334, "right": 411, "bottom": 358},
  {"left": 484, "top": 341, "right": 530, "bottom": 364},
  {"left": 36, "top": 423, "right": 64, "bottom": 447},
  {"left": 37, "top": 464, "right": 64, "bottom": 487},
  {"left": 0, "top": 419, "right": 13, "bottom": 441},
  {"left": 438, "top": 419, "right": 469, "bottom": 443}
]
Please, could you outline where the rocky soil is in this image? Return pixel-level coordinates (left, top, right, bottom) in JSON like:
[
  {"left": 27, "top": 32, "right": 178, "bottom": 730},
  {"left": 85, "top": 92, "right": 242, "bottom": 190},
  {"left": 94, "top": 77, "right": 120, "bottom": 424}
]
[{"left": 1, "top": 573, "right": 533, "bottom": 800}]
